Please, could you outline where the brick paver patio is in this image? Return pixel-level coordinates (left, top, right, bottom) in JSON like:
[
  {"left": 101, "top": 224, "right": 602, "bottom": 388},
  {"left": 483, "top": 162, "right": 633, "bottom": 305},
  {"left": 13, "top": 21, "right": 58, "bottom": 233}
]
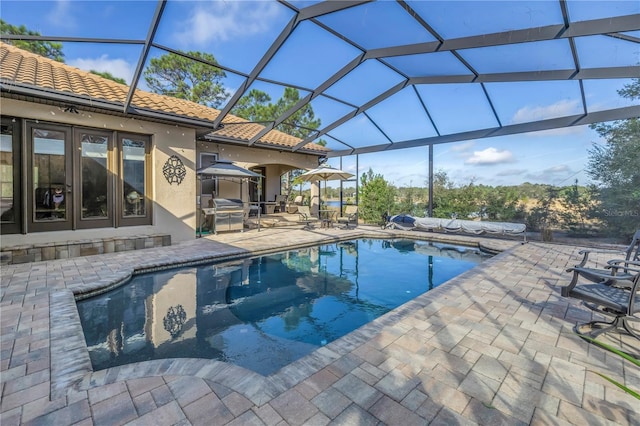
[{"left": 1, "top": 226, "right": 638, "bottom": 425}]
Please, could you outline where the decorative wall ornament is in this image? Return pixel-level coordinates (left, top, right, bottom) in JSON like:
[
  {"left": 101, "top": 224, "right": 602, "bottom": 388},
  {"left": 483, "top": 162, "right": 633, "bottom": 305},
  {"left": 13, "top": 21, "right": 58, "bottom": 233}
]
[
  {"left": 163, "top": 155, "right": 187, "bottom": 185},
  {"left": 163, "top": 305, "right": 187, "bottom": 338}
]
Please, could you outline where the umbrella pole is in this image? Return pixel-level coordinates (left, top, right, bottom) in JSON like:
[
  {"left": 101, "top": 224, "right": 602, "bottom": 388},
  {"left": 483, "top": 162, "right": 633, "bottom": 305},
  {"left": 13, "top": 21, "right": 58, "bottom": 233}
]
[
  {"left": 198, "top": 176, "right": 202, "bottom": 238},
  {"left": 324, "top": 180, "right": 327, "bottom": 210}
]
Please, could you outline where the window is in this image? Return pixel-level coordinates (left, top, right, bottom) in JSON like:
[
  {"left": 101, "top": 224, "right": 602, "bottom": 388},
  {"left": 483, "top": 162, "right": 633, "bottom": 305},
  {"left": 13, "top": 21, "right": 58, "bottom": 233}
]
[{"left": 199, "top": 153, "right": 218, "bottom": 197}]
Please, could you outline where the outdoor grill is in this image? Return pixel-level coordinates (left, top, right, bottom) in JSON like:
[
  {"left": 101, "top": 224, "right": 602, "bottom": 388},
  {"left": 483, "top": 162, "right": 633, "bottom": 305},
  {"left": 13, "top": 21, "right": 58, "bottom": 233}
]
[{"left": 210, "top": 198, "right": 244, "bottom": 234}]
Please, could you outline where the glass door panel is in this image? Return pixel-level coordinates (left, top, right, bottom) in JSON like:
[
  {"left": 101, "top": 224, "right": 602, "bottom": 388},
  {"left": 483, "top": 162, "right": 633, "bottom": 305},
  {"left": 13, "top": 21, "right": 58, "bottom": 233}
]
[
  {"left": 1, "top": 119, "right": 21, "bottom": 234},
  {"left": 29, "top": 124, "right": 72, "bottom": 231},
  {"left": 249, "top": 167, "right": 266, "bottom": 213},
  {"left": 77, "top": 130, "right": 112, "bottom": 228},
  {"left": 119, "top": 133, "right": 151, "bottom": 226},
  {"left": 122, "top": 138, "right": 146, "bottom": 217},
  {"left": 0, "top": 131, "right": 14, "bottom": 222}
]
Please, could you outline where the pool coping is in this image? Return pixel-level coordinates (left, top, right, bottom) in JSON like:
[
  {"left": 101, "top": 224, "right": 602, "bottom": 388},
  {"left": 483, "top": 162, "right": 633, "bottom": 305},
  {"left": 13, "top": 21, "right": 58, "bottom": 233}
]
[
  {"left": 6, "top": 225, "right": 639, "bottom": 424},
  {"left": 49, "top": 229, "right": 518, "bottom": 402}
]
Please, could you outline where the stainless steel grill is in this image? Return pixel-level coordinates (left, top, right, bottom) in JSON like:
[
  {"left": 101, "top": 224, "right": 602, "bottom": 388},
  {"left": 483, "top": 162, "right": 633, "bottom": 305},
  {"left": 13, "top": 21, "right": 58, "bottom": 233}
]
[{"left": 211, "top": 198, "right": 244, "bottom": 234}]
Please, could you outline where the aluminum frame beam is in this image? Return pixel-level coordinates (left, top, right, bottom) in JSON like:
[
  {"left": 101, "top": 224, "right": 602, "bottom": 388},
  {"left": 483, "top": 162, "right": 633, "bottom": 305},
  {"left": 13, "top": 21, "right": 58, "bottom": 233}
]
[
  {"left": 364, "top": 14, "right": 640, "bottom": 59},
  {"left": 123, "top": 0, "right": 166, "bottom": 113},
  {"left": 2, "top": 2, "right": 638, "bottom": 158},
  {"left": 209, "top": 15, "right": 298, "bottom": 131},
  {"left": 247, "top": 53, "right": 367, "bottom": 145},
  {"left": 267, "top": 11, "right": 639, "bottom": 153},
  {"left": 292, "top": 80, "right": 409, "bottom": 151},
  {"left": 326, "top": 105, "right": 640, "bottom": 157}
]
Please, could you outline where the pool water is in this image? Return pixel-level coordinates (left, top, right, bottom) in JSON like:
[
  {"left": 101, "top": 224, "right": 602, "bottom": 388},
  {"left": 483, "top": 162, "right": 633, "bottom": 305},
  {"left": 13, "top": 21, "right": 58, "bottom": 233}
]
[{"left": 77, "top": 238, "right": 488, "bottom": 375}]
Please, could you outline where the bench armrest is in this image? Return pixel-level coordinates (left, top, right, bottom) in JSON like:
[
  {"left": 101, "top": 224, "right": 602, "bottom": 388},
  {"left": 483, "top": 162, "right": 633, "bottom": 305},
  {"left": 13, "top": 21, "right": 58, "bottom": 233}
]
[
  {"left": 575, "top": 248, "right": 626, "bottom": 267},
  {"left": 607, "top": 259, "right": 640, "bottom": 274}
]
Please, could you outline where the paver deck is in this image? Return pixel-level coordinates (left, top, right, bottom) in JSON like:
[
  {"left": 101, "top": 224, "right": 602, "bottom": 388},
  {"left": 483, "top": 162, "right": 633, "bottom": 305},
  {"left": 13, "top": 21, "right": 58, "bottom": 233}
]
[{"left": 1, "top": 226, "right": 638, "bottom": 425}]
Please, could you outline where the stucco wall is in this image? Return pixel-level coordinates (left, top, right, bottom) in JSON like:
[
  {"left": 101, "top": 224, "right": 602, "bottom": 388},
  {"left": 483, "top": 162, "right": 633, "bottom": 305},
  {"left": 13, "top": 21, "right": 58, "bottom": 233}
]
[
  {"left": 1, "top": 98, "right": 197, "bottom": 245},
  {"left": 1, "top": 98, "right": 323, "bottom": 248}
]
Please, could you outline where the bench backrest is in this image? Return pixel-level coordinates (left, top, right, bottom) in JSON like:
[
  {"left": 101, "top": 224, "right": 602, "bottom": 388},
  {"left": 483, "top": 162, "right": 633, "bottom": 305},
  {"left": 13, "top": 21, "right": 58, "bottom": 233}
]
[
  {"left": 298, "top": 205, "right": 312, "bottom": 217},
  {"left": 626, "top": 230, "right": 640, "bottom": 261},
  {"left": 344, "top": 205, "right": 358, "bottom": 216}
]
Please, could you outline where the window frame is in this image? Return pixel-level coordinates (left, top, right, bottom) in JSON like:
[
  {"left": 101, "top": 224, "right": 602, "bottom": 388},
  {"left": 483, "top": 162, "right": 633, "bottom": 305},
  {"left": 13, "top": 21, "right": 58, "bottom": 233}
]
[{"left": 199, "top": 152, "right": 218, "bottom": 198}]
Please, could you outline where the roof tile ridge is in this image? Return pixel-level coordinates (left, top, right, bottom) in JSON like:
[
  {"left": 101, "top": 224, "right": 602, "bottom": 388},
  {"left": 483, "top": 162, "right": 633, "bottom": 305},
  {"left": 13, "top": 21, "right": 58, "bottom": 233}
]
[
  {"left": 0, "top": 47, "right": 19, "bottom": 81},
  {"left": 4, "top": 42, "right": 130, "bottom": 92}
]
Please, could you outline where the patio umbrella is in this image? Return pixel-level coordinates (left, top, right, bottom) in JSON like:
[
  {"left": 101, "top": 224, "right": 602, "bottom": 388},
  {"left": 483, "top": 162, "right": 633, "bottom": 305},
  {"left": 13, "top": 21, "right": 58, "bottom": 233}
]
[
  {"left": 298, "top": 166, "right": 355, "bottom": 183},
  {"left": 298, "top": 166, "right": 354, "bottom": 213}
]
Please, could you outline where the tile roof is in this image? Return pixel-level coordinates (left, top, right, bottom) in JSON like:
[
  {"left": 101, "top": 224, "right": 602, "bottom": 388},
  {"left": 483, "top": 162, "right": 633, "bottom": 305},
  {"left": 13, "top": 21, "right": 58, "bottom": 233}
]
[{"left": 0, "top": 42, "right": 328, "bottom": 153}]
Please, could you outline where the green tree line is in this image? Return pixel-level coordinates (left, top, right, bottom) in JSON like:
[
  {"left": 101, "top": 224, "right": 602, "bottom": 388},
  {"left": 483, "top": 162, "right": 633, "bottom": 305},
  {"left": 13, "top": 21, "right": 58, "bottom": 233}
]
[{"left": 356, "top": 79, "right": 639, "bottom": 241}]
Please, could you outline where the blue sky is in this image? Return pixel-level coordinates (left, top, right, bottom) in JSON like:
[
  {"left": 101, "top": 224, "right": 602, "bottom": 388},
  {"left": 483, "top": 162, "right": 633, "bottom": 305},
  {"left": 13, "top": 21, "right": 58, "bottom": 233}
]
[
  {"left": 2, "top": 0, "right": 638, "bottom": 188},
  {"left": 327, "top": 125, "right": 597, "bottom": 189}
]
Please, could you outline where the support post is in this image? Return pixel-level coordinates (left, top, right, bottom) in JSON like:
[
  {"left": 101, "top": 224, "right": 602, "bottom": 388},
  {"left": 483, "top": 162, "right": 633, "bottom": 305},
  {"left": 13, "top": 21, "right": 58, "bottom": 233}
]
[{"left": 428, "top": 144, "right": 433, "bottom": 218}]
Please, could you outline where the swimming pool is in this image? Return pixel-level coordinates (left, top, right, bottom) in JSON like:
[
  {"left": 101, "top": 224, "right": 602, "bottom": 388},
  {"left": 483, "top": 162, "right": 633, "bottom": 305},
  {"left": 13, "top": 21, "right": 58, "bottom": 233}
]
[{"left": 77, "top": 238, "right": 489, "bottom": 375}]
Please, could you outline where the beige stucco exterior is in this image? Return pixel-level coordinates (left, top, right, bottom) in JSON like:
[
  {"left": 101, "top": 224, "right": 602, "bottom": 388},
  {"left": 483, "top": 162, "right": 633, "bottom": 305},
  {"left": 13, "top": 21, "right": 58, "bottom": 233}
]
[{"left": 1, "top": 98, "right": 322, "bottom": 248}]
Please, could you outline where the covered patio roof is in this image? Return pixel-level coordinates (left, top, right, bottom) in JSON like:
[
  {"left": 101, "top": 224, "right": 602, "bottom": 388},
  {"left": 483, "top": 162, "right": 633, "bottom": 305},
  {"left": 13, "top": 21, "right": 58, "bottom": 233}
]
[{"left": 1, "top": 0, "right": 638, "bottom": 158}]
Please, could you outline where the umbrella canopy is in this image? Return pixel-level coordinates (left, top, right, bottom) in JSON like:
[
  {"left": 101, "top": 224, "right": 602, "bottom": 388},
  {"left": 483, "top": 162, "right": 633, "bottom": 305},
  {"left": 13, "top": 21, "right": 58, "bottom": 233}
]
[
  {"left": 298, "top": 166, "right": 354, "bottom": 182},
  {"left": 196, "top": 160, "right": 262, "bottom": 237},
  {"left": 298, "top": 166, "right": 355, "bottom": 216},
  {"left": 197, "top": 160, "right": 262, "bottom": 179}
]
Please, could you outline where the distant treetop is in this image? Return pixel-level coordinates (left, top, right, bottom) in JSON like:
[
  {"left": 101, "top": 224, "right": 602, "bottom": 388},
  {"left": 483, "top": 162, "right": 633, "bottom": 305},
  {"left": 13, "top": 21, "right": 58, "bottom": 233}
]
[{"left": 1, "top": 19, "right": 65, "bottom": 62}]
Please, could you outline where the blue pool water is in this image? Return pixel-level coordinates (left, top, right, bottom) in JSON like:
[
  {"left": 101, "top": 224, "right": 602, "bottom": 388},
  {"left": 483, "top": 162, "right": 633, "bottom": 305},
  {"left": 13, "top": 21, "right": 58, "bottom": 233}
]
[{"left": 77, "top": 238, "right": 489, "bottom": 375}]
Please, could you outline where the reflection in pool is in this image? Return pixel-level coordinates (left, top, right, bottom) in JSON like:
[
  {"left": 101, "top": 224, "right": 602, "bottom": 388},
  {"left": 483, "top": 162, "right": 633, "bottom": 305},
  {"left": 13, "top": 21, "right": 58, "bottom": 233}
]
[{"left": 77, "top": 238, "right": 489, "bottom": 375}]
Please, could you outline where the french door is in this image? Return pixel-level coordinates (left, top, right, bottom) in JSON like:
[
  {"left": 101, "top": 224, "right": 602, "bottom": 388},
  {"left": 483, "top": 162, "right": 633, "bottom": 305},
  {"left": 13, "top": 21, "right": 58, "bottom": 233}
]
[
  {"left": 249, "top": 166, "right": 266, "bottom": 213},
  {"left": 0, "top": 118, "right": 22, "bottom": 234},
  {"left": 16, "top": 120, "right": 151, "bottom": 234},
  {"left": 75, "top": 129, "right": 114, "bottom": 229},
  {"left": 27, "top": 122, "right": 74, "bottom": 232}
]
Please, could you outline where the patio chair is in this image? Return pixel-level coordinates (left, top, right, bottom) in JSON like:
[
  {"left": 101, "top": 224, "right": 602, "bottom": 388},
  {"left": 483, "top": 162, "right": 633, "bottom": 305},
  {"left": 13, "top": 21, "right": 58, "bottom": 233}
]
[
  {"left": 287, "top": 195, "right": 304, "bottom": 214},
  {"left": 561, "top": 259, "right": 640, "bottom": 339},
  {"left": 566, "top": 230, "right": 640, "bottom": 288},
  {"left": 297, "top": 205, "right": 318, "bottom": 229},
  {"left": 337, "top": 205, "right": 358, "bottom": 229},
  {"left": 274, "top": 195, "right": 287, "bottom": 213}
]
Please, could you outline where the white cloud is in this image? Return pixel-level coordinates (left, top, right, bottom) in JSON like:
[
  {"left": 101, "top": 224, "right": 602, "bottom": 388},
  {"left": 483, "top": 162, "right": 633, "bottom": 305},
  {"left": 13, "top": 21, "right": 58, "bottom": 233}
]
[
  {"left": 524, "top": 125, "right": 585, "bottom": 137},
  {"left": 464, "top": 147, "right": 515, "bottom": 165},
  {"left": 343, "top": 164, "right": 359, "bottom": 174},
  {"left": 393, "top": 172, "right": 428, "bottom": 186},
  {"left": 544, "top": 165, "right": 571, "bottom": 174},
  {"left": 175, "top": 2, "right": 281, "bottom": 45},
  {"left": 496, "top": 169, "right": 527, "bottom": 177},
  {"left": 524, "top": 164, "right": 573, "bottom": 183},
  {"left": 67, "top": 56, "right": 134, "bottom": 85},
  {"left": 512, "top": 99, "right": 581, "bottom": 124},
  {"left": 450, "top": 140, "right": 475, "bottom": 152},
  {"left": 435, "top": 140, "right": 476, "bottom": 160},
  {"left": 48, "top": 0, "right": 75, "bottom": 29}
]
